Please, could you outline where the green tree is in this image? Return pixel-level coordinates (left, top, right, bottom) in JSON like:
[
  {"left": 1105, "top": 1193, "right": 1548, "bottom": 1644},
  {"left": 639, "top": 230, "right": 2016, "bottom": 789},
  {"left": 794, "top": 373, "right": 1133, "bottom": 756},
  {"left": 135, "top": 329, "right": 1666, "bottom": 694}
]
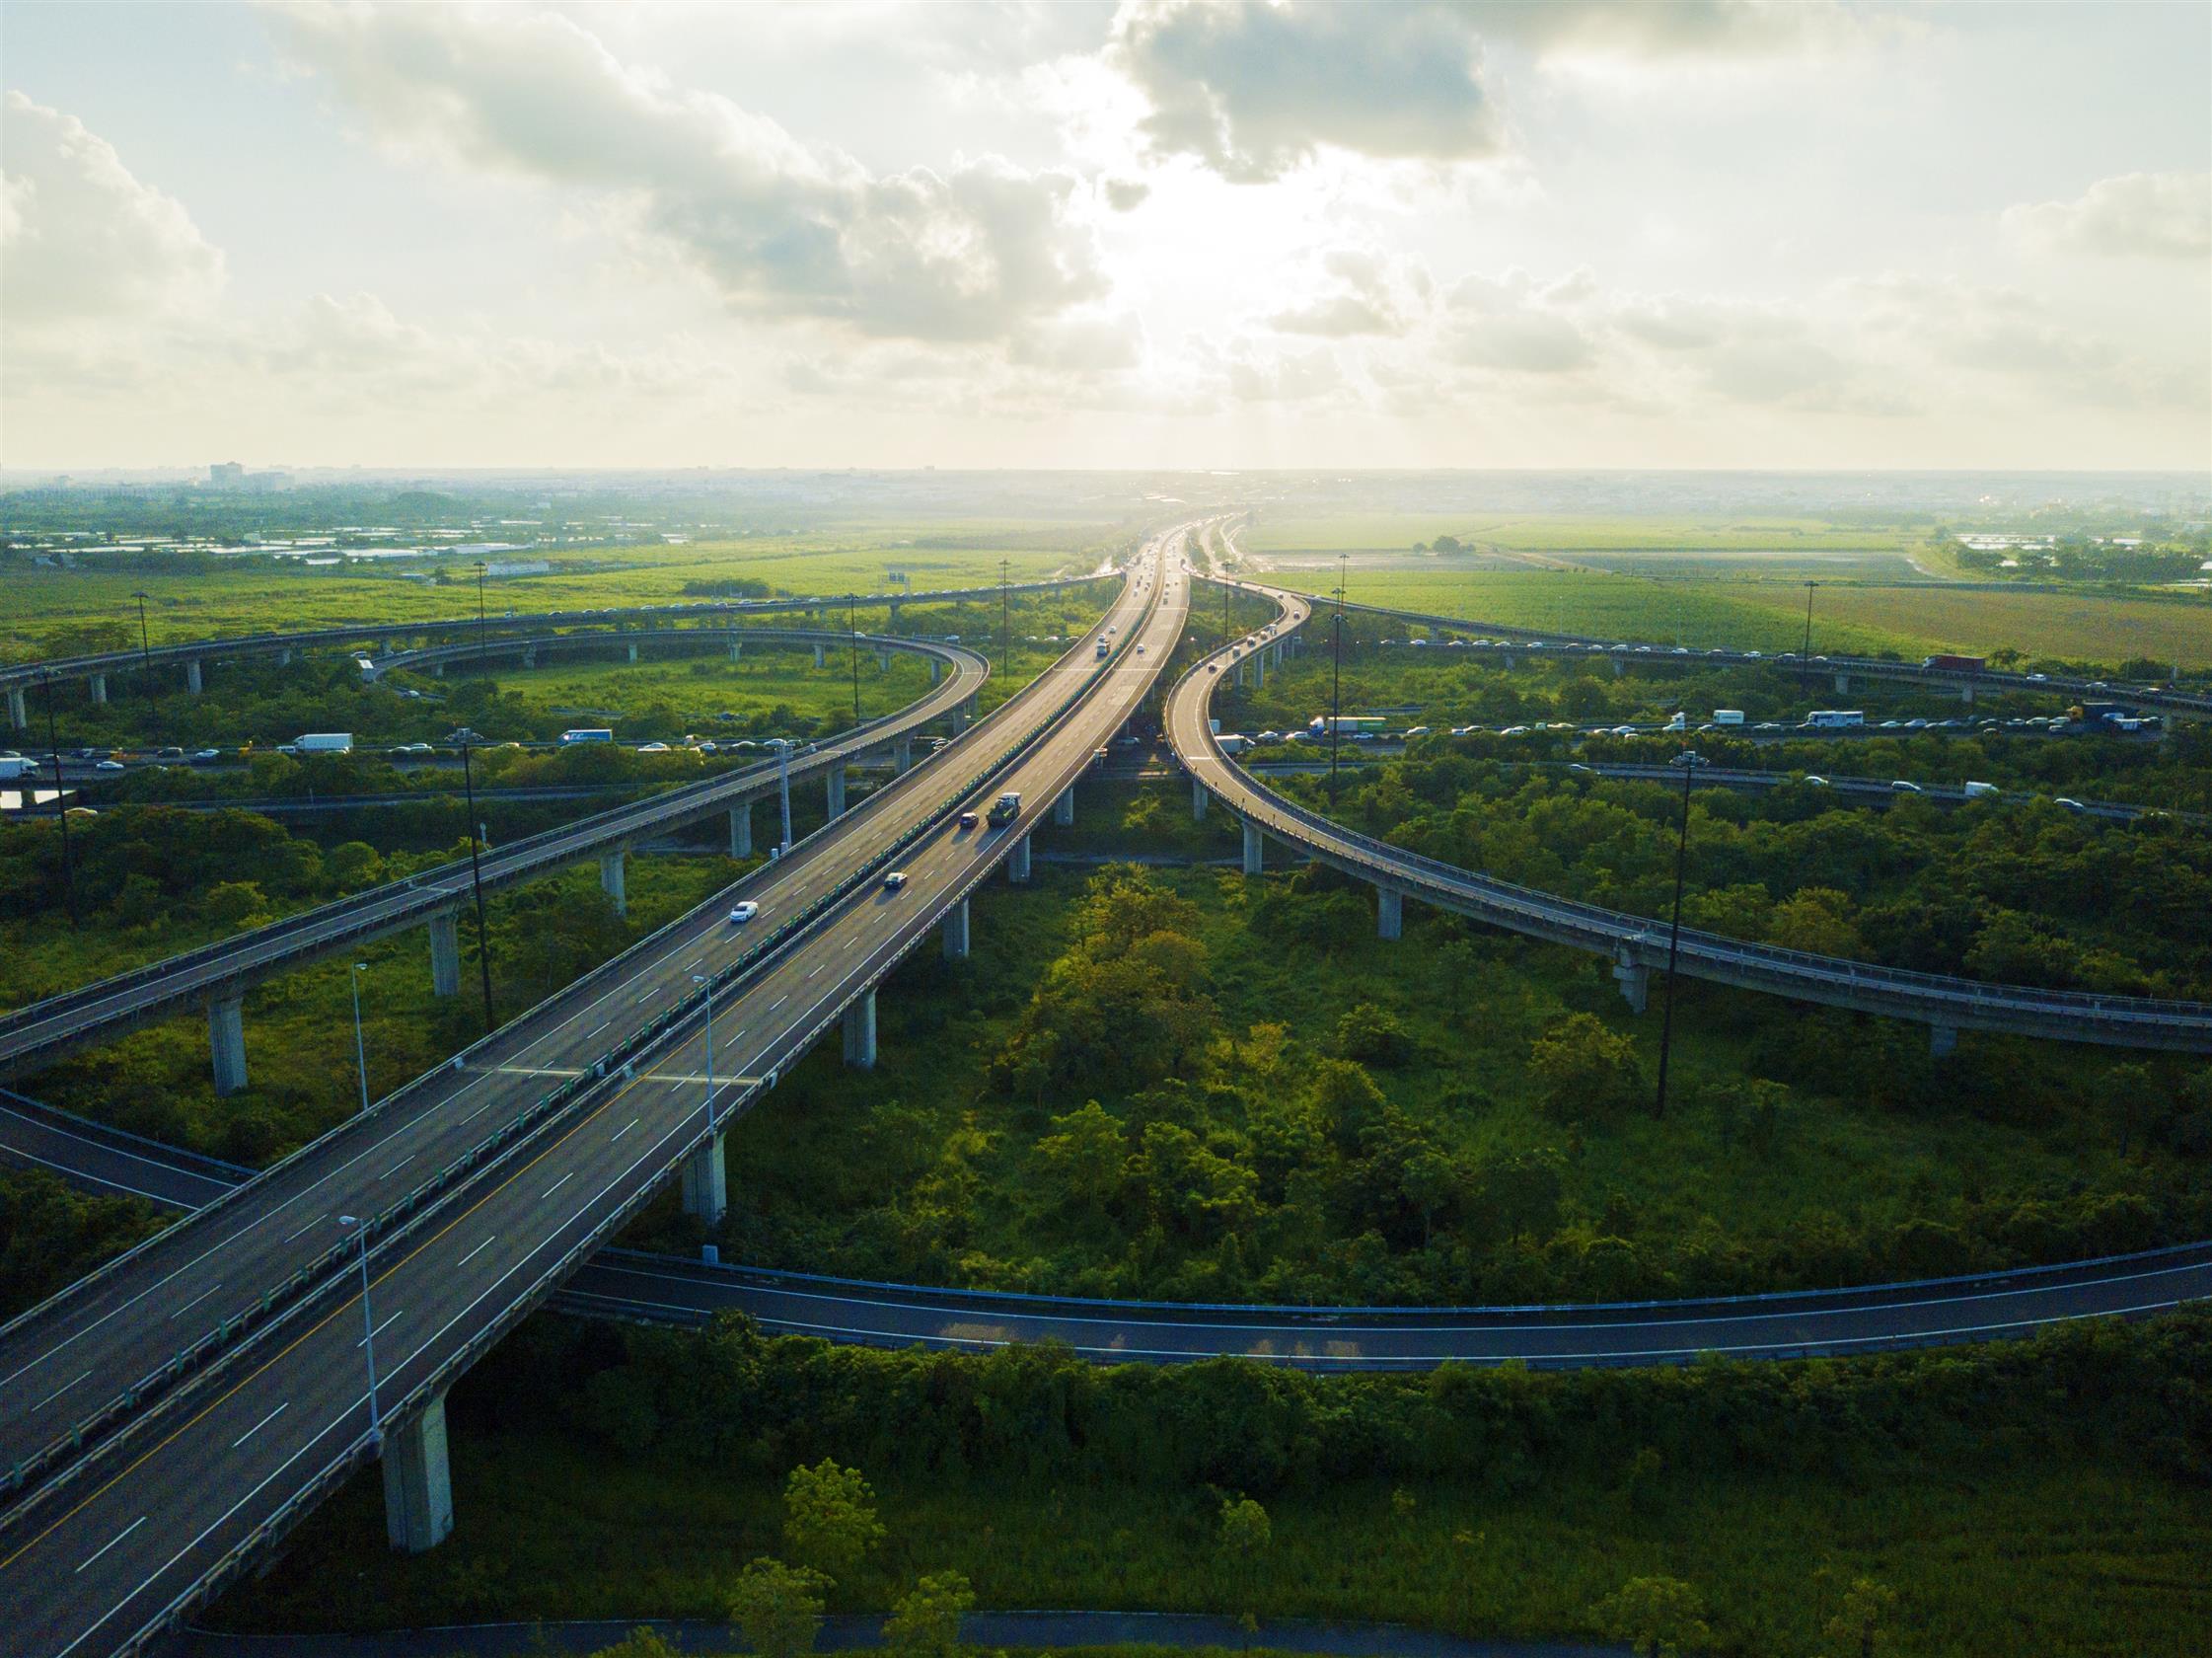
[
  {"left": 727, "top": 1557, "right": 827, "bottom": 1658},
  {"left": 1336, "top": 1002, "right": 1411, "bottom": 1065},
  {"left": 1217, "top": 1493, "right": 1272, "bottom": 1611},
  {"left": 881, "top": 1569, "right": 976, "bottom": 1658},
  {"left": 1031, "top": 1101, "right": 1127, "bottom": 1216},
  {"left": 1528, "top": 1014, "right": 1645, "bottom": 1121},
  {"left": 1591, "top": 1575, "right": 1712, "bottom": 1657},
  {"left": 782, "top": 1459, "right": 886, "bottom": 1579},
  {"left": 1824, "top": 1576, "right": 1898, "bottom": 1658}
]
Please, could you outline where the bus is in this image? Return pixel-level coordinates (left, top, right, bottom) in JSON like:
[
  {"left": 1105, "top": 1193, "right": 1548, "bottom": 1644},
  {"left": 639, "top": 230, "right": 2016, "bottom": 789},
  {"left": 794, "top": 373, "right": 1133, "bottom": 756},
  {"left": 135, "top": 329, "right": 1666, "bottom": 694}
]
[{"left": 559, "top": 728, "right": 616, "bottom": 745}]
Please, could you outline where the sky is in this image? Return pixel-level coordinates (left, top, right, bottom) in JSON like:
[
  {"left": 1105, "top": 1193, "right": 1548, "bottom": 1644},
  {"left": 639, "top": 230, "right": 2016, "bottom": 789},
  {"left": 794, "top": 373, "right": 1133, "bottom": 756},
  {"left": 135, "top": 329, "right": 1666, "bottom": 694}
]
[{"left": 1, "top": 0, "right": 2207, "bottom": 473}]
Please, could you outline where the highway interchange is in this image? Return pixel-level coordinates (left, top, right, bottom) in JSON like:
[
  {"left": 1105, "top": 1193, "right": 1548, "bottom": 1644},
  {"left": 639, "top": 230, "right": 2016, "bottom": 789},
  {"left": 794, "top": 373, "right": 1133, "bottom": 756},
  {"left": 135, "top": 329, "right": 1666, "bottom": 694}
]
[
  {"left": 0, "top": 538, "right": 1187, "bottom": 1656},
  {"left": 0, "top": 525, "right": 2206, "bottom": 1654}
]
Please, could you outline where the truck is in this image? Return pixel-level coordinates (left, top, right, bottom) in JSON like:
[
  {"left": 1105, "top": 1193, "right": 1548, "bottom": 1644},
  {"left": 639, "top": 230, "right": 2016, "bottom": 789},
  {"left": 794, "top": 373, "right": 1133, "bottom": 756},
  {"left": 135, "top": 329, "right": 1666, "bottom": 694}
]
[
  {"left": 0, "top": 757, "right": 39, "bottom": 781},
  {"left": 986, "top": 791, "right": 1022, "bottom": 828},
  {"left": 289, "top": 732, "right": 353, "bottom": 754},
  {"left": 1962, "top": 781, "right": 2000, "bottom": 798},
  {"left": 559, "top": 727, "right": 616, "bottom": 745},
  {"left": 1713, "top": 710, "right": 1745, "bottom": 726},
  {"left": 1922, "top": 654, "right": 1986, "bottom": 673},
  {"left": 1806, "top": 710, "right": 1865, "bottom": 729},
  {"left": 1306, "top": 716, "right": 1385, "bottom": 736},
  {"left": 2066, "top": 702, "right": 2139, "bottom": 728},
  {"left": 1095, "top": 638, "right": 1111, "bottom": 659}
]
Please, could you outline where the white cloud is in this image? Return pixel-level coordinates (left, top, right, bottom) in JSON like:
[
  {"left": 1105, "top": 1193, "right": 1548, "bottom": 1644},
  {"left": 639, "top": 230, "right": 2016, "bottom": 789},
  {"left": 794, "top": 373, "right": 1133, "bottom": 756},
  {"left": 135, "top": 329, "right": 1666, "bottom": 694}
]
[
  {"left": 1109, "top": 0, "right": 1502, "bottom": 183},
  {"left": 1268, "top": 245, "right": 1431, "bottom": 337},
  {"left": 0, "top": 92, "right": 226, "bottom": 327},
  {"left": 2001, "top": 172, "right": 2212, "bottom": 260},
  {"left": 263, "top": 2, "right": 1109, "bottom": 344}
]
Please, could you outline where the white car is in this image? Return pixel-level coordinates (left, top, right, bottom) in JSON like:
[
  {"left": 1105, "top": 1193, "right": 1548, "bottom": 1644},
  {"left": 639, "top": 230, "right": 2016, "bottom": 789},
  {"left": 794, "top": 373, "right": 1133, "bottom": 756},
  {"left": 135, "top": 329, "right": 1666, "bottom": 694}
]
[
  {"left": 881, "top": 870, "right": 909, "bottom": 891},
  {"left": 636, "top": 741, "right": 671, "bottom": 753},
  {"left": 727, "top": 901, "right": 760, "bottom": 923}
]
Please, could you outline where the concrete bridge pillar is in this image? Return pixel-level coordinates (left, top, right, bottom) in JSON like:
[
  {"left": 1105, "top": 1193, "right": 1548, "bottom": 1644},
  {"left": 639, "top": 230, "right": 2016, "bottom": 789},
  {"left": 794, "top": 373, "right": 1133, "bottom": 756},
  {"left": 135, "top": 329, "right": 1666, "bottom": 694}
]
[
  {"left": 889, "top": 599, "right": 902, "bottom": 626},
  {"left": 382, "top": 1390, "right": 455, "bottom": 1553},
  {"left": 942, "top": 898, "right": 971, "bottom": 961},
  {"left": 1053, "top": 787, "right": 1074, "bottom": 826},
  {"left": 1612, "top": 956, "right": 1651, "bottom": 1015},
  {"left": 964, "top": 694, "right": 978, "bottom": 717},
  {"left": 1501, "top": 654, "right": 1515, "bottom": 672},
  {"left": 814, "top": 642, "right": 827, "bottom": 669},
  {"left": 1929, "top": 1024, "right": 1957, "bottom": 1058},
  {"left": 681, "top": 1132, "right": 727, "bottom": 1224},
  {"left": 893, "top": 736, "right": 913, "bottom": 774},
  {"left": 427, "top": 909, "right": 461, "bottom": 997},
  {"left": 6, "top": 686, "right": 25, "bottom": 730},
  {"left": 627, "top": 642, "right": 639, "bottom": 663},
  {"left": 522, "top": 647, "right": 537, "bottom": 668},
  {"left": 1959, "top": 683, "right": 1974, "bottom": 706},
  {"left": 1241, "top": 820, "right": 1264, "bottom": 875},
  {"left": 1611, "top": 656, "right": 1625, "bottom": 678},
  {"left": 729, "top": 803, "right": 753, "bottom": 859},
  {"left": 842, "top": 990, "right": 878, "bottom": 1069},
  {"left": 208, "top": 993, "right": 248, "bottom": 1095},
  {"left": 1192, "top": 779, "right": 1209, "bottom": 820},
  {"left": 279, "top": 648, "right": 293, "bottom": 667},
  {"left": 929, "top": 657, "right": 942, "bottom": 686},
  {"left": 89, "top": 673, "right": 108, "bottom": 705},
  {"left": 599, "top": 849, "right": 627, "bottom": 917},
  {"left": 1834, "top": 672, "right": 1851, "bottom": 697},
  {"left": 433, "top": 663, "right": 445, "bottom": 678},
  {"left": 185, "top": 658, "right": 203, "bottom": 694},
  {"left": 878, "top": 649, "right": 893, "bottom": 674},
  {"left": 729, "top": 641, "right": 743, "bottom": 662},
  {"left": 1376, "top": 887, "right": 1403, "bottom": 941},
  {"left": 826, "top": 765, "right": 848, "bottom": 820},
  {"left": 1009, "top": 834, "right": 1031, "bottom": 883},
  {"left": 1252, "top": 652, "right": 1267, "bottom": 690}
]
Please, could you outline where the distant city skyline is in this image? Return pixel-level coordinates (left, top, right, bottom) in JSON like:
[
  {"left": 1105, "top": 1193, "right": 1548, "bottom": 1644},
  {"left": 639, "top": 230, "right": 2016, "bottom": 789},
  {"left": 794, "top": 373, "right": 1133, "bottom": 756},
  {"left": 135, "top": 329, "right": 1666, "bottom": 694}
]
[{"left": 3, "top": 1, "right": 2207, "bottom": 471}]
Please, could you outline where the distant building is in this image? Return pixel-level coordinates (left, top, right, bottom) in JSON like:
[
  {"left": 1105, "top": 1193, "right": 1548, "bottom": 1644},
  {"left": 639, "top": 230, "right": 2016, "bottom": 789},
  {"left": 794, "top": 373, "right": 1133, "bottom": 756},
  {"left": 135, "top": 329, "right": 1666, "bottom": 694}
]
[{"left": 209, "top": 462, "right": 245, "bottom": 487}]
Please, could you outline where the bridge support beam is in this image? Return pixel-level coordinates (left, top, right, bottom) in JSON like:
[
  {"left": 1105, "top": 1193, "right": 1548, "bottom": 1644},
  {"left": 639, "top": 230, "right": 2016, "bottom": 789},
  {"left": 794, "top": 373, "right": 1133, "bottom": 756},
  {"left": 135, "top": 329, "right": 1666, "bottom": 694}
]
[
  {"left": 814, "top": 642, "right": 827, "bottom": 669},
  {"left": 279, "top": 648, "right": 293, "bottom": 667},
  {"left": 185, "top": 658, "right": 203, "bottom": 694},
  {"left": 627, "top": 642, "right": 638, "bottom": 663},
  {"left": 1009, "top": 834, "right": 1031, "bottom": 883},
  {"left": 729, "top": 803, "right": 753, "bottom": 859},
  {"left": 1192, "top": 779, "right": 1208, "bottom": 820},
  {"left": 1241, "top": 820, "right": 1263, "bottom": 875},
  {"left": 89, "top": 673, "right": 108, "bottom": 705},
  {"left": 729, "top": 641, "right": 742, "bottom": 662},
  {"left": 382, "top": 1390, "right": 455, "bottom": 1553},
  {"left": 1611, "top": 657, "right": 1625, "bottom": 678},
  {"left": 432, "top": 663, "right": 445, "bottom": 678},
  {"left": 842, "top": 989, "right": 877, "bottom": 1070},
  {"left": 1376, "top": 887, "right": 1403, "bottom": 941},
  {"left": 826, "top": 765, "right": 847, "bottom": 820},
  {"left": 522, "top": 647, "right": 537, "bottom": 668},
  {"left": 1834, "top": 672, "right": 1851, "bottom": 697},
  {"left": 1959, "top": 683, "right": 1974, "bottom": 706},
  {"left": 894, "top": 736, "right": 913, "bottom": 775},
  {"left": 1612, "top": 958, "right": 1650, "bottom": 1015},
  {"left": 1053, "top": 787, "right": 1074, "bottom": 826},
  {"left": 6, "top": 686, "right": 25, "bottom": 730},
  {"left": 878, "top": 650, "right": 892, "bottom": 674},
  {"left": 208, "top": 993, "right": 248, "bottom": 1095},
  {"left": 427, "top": 909, "right": 461, "bottom": 997},
  {"left": 599, "top": 849, "right": 627, "bottom": 917},
  {"left": 942, "top": 898, "right": 970, "bottom": 961},
  {"left": 1929, "top": 1024, "right": 1957, "bottom": 1059},
  {"left": 681, "top": 1132, "right": 727, "bottom": 1224},
  {"left": 1501, "top": 653, "right": 1515, "bottom": 672}
]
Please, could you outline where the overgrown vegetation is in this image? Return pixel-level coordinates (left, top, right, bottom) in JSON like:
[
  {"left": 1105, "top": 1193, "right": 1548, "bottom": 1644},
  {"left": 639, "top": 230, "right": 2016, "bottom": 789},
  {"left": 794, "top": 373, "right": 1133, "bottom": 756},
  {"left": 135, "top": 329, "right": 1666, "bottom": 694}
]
[{"left": 210, "top": 1307, "right": 2212, "bottom": 1657}]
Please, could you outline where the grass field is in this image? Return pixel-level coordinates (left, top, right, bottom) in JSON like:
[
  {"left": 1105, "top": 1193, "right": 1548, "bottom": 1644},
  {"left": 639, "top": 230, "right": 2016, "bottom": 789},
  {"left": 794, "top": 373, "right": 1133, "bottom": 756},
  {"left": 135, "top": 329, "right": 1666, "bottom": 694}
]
[
  {"left": 2, "top": 528, "right": 1119, "bottom": 662},
  {"left": 1239, "top": 513, "right": 1919, "bottom": 554},
  {"left": 213, "top": 1421, "right": 2212, "bottom": 1657}
]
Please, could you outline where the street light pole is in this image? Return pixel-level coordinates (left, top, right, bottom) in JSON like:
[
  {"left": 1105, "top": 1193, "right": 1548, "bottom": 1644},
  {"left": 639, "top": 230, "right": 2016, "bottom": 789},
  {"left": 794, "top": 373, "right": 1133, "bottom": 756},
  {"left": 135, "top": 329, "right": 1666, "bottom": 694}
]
[
  {"left": 474, "top": 562, "right": 488, "bottom": 665},
  {"left": 777, "top": 736, "right": 793, "bottom": 855},
  {"left": 692, "top": 972, "right": 715, "bottom": 1136},
  {"left": 847, "top": 593, "right": 861, "bottom": 726},
  {"left": 1329, "top": 555, "right": 1347, "bottom": 787},
  {"left": 40, "top": 673, "right": 78, "bottom": 931},
  {"left": 459, "top": 741, "right": 496, "bottom": 1035},
  {"left": 131, "top": 591, "right": 152, "bottom": 676},
  {"left": 1800, "top": 581, "right": 1817, "bottom": 695},
  {"left": 1653, "top": 748, "right": 1706, "bottom": 1121},
  {"left": 349, "top": 962, "right": 370, "bottom": 1115},
  {"left": 338, "top": 1215, "right": 382, "bottom": 1446},
  {"left": 998, "top": 558, "right": 1009, "bottom": 666}
]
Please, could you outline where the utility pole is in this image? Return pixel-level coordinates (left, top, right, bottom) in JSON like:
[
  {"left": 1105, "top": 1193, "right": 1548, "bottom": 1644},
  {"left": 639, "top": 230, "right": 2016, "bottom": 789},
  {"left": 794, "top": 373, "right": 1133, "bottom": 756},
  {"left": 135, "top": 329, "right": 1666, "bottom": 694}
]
[
  {"left": 131, "top": 591, "right": 152, "bottom": 677},
  {"left": 459, "top": 741, "right": 496, "bottom": 1035},
  {"left": 1220, "top": 578, "right": 1230, "bottom": 651},
  {"left": 1800, "top": 581, "right": 1817, "bottom": 695},
  {"left": 41, "top": 672, "right": 77, "bottom": 931},
  {"left": 777, "top": 736, "right": 793, "bottom": 855},
  {"left": 999, "top": 558, "right": 1010, "bottom": 666},
  {"left": 847, "top": 592, "right": 861, "bottom": 725},
  {"left": 1653, "top": 748, "right": 1706, "bottom": 1120},
  {"left": 474, "top": 561, "right": 489, "bottom": 665},
  {"left": 338, "top": 1217, "right": 383, "bottom": 1447},
  {"left": 1329, "top": 555, "right": 1347, "bottom": 786},
  {"left": 692, "top": 972, "right": 716, "bottom": 1136},
  {"left": 349, "top": 962, "right": 370, "bottom": 1114}
]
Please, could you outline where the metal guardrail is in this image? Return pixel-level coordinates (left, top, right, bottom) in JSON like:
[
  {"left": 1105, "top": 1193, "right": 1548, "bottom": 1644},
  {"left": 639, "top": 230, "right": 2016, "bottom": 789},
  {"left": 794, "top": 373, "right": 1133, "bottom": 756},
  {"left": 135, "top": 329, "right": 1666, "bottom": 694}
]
[
  {"left": 3, "top": 569, "right": 1157, "bottom": 1513},
  {"left": 1182, "top": 580, "right": 2212, "bottom": 1043},
  {"left": 0, "top": 633, "right": 988, "bottom": 1067}
]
